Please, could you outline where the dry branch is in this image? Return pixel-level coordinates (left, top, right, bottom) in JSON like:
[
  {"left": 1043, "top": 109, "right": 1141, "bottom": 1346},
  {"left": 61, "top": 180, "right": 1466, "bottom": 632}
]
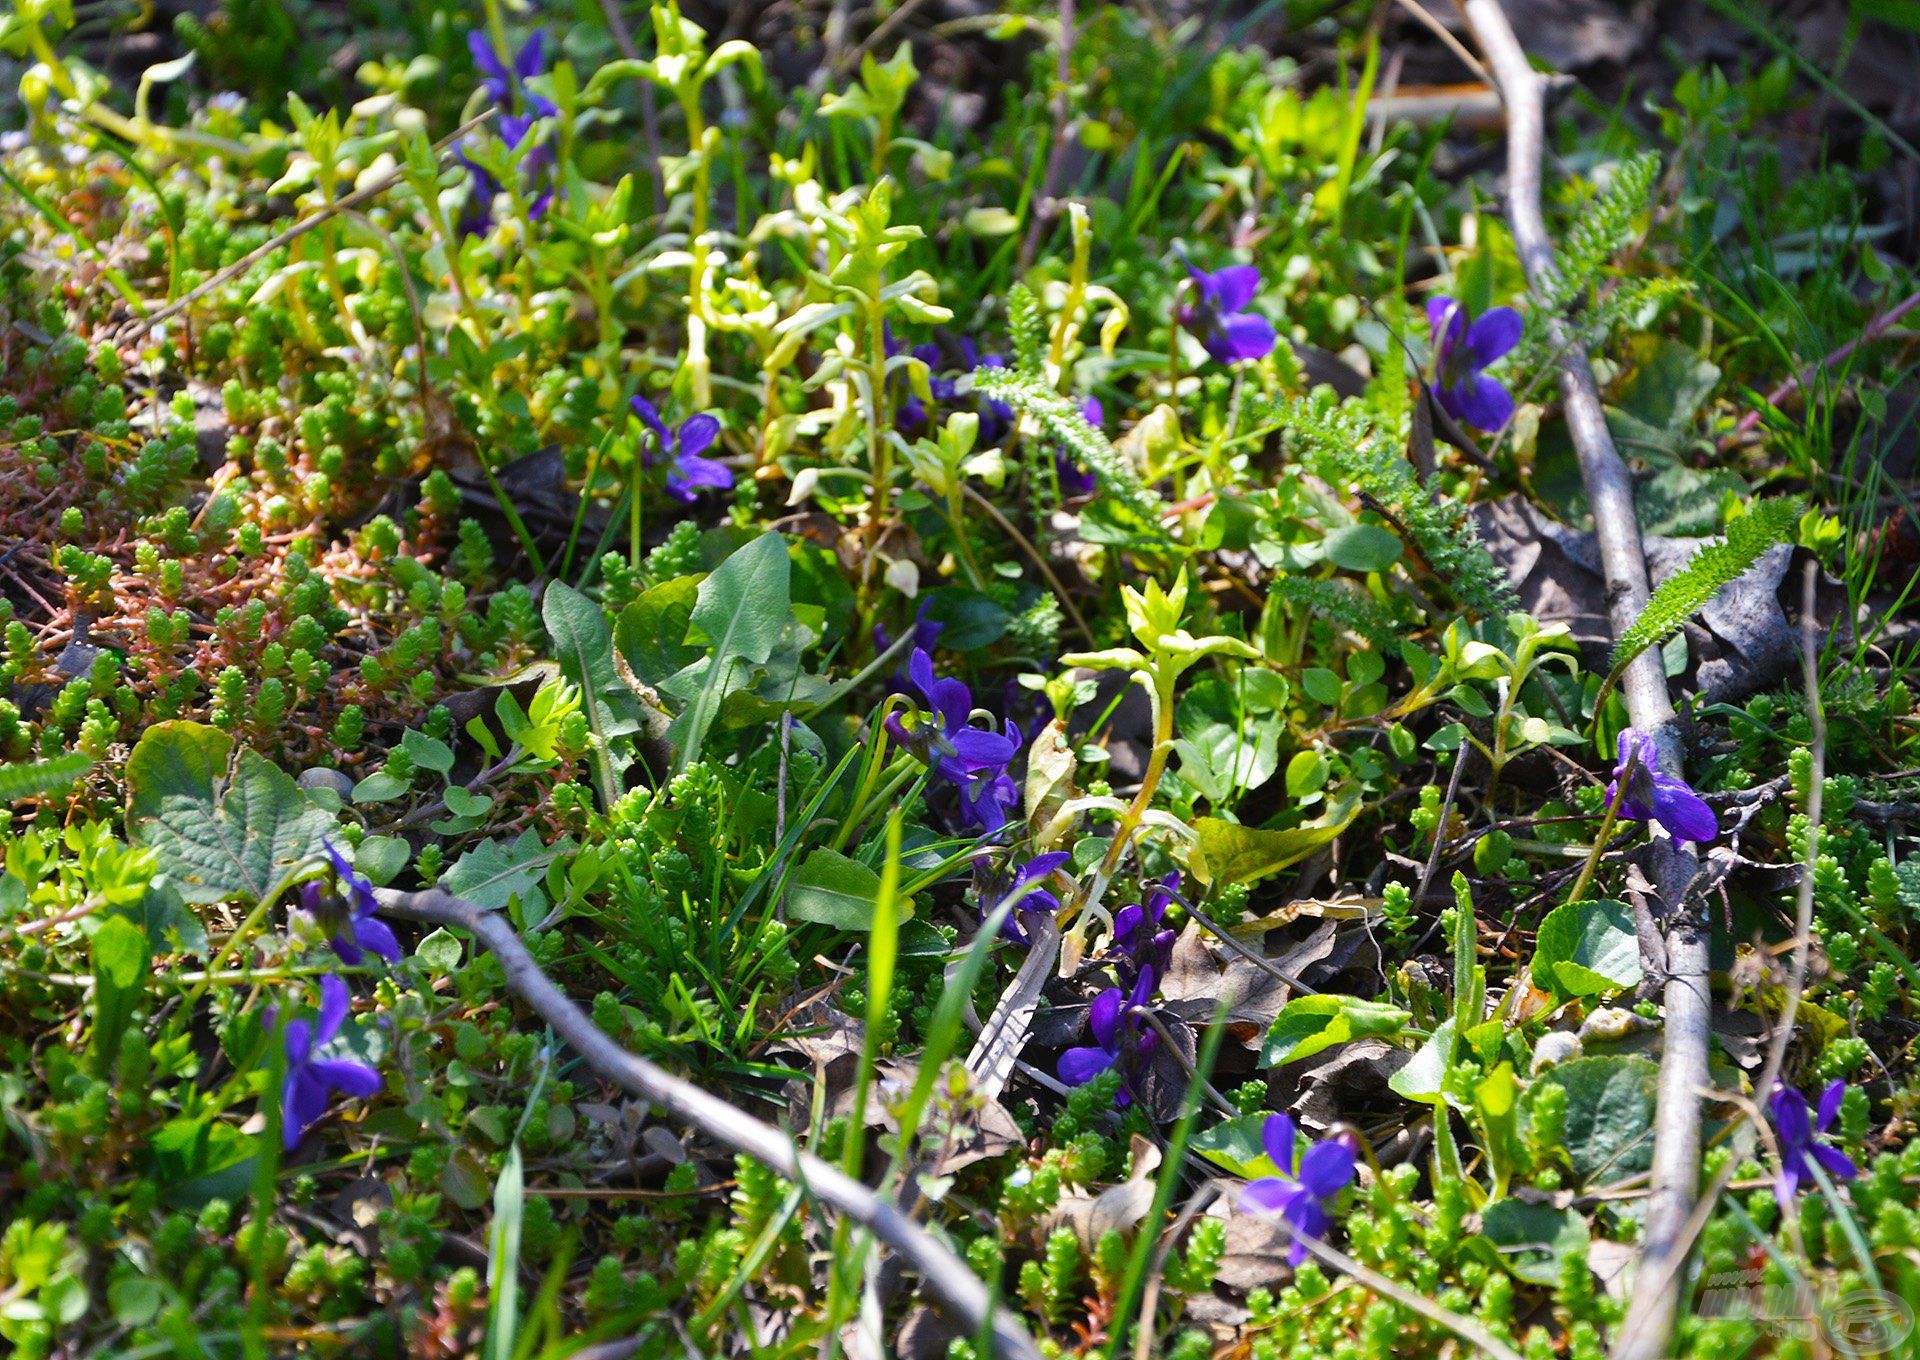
[
  {"left": 374, "top": 886, "right": 1044, "bottom": 1360},
  {"left": 1458, "top": 6, "right": 1705, "bottom": 1358}
]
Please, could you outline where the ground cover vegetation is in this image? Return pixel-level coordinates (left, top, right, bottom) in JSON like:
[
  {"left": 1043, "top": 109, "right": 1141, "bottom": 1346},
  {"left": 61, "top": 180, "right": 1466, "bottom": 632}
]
[{"left": 1, "top": 1, "right": 1918, "bottom": 1357}]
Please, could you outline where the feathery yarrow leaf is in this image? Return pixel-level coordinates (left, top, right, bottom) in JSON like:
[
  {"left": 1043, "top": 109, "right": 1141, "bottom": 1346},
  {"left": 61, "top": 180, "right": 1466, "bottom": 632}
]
[
  {"left": 1007, "top": 282, "right": 1048, "bottom": 375},
  {"left": 1546, "top": 151, "right": 1661, "bottom": 313},
  {"left": 972, "top": 365, "right": 1165, "bottom": 528},
  {"left": 1253, "top": 393, "right": 1516, "bottom": 617},
  {"left": 1610, "top": 495, "right": 1805, "bottom": 676},
  {"left": 1265, "top": 575, "right": 1401, "bottom": 651},
  {"left": 0, "top": 750, "right": 93, "bottom": 803}
]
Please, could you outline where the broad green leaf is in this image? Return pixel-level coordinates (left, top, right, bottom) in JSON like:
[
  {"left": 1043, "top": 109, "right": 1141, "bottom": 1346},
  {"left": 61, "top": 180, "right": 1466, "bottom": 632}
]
[
  {"left": 787, "top": 847, "right": 910, "bottom": 931},
  {"left": 614, "top": 574, "right": 702, "bottom": 687},
  {"left": 415, "top": 928, "right": 463, "bottom": 973},
  {"left": 441, "top": 829, "right": 563, "bottom": 914},
  {"left": 354, "top": 835, "right": 412, "bottom": 885},
  {"left": 1191, "top": 1114, "right": 1281, "bottom": 1178},
  {"left": 126, "top": 722, "right": 333, "bottom": 904},
  {"left": 1322, "top": 522, "right": 1403, "bottom": 573},
  {"left": 664, "top": 531, "right": 793, "bottom": 769},
  {"left": 1388, "top": 1018, "right": 1456, "bottom": 1104},
  {"left": 1260, "top": 993, "right": 1411, "bottom": 1067},
  {"left": 1537, "top": 1055, "right": 1659, "bottom": 1187},
  {"left": 1190, "top": 791, "right": 1360, "bottom": 887},
  {"left": 90, "top": 915, "right": 149, "bottom": 1077},
  {"left": 1533, "top": 897, "right": 1643, "bottom": 996},
  {"left": 1479, "top": 1198, "right": 1589, "bottom": 1286},
  {"left": 544, "top": 581, "right": 639, "bottom": 808}
]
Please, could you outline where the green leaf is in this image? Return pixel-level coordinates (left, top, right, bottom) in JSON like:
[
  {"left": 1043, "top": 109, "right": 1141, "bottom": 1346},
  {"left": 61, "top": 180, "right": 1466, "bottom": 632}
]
[
  {"left": 1479, "top": 1198, "right": 1589, "bottom": 1286},
  {"left": 441, "top": 829, "right": 562, "bottom": 914},
  {"left": 664, "top": 531, "right": 792, "bottom": 770},
  {"left": 1388, "top": 1018, "right": 1456, "bottom": 1104},
  {"left": 1322, "top": 523, "right": 1403, "bottom": 573},
  {"left": 787, "top": 847, "right": 905, "bottom": 931},
  {"left": 1260, "top": 993, "right": 1411, "bottom": 1067},
  {"left": 614, "top": 574, "right": 702, "bottom": 686},
  {"left": 0, "top": 750, "right": 91, "bottom": 802},
  {"left": 484, "top": 1144, "right": 524, "bottom": 1360},
  {"left": 354, "top": 835, "right": 412, "bottom": 885},
  {"left": 1191, "top": 1114, "right": 1281, "bottom": 1178},
  {"left": 89, "top": 915, "right": 148, "bottom": 1077},
  {"left": 1533, "top": 897, "right": 1643, "bottom": 996},
  {"left": 126, "top": 722, "right": 333, "bottom": 904},
  {"left": 1190, "top": 792, "right": 1360, "bottom": 887},
  {"left": 1537, "top": 1055, "right": 1660, "bottom": 1187},
  {"left": 1609, "top": 496, "right": 1804, "bottom": 679},
  {"left": 544, "top": 581, "right": 640, "bottom": 809},
  {"left": 351, "top": 771, "right": 411, "bottom": 804},
  {"left": 415, "top": 927, "right": 463, "bottom": 974}
]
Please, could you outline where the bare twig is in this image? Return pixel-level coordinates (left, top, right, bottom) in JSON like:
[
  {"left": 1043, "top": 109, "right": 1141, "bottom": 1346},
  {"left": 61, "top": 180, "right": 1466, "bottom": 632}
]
[
  {"left": 1389, "top": 0, "right": 1492, "bottom": 85},
  {"left": 1408, "top": 740, "right": 1469, "bottom": 952},
  {"left": 1457, "top": 9, "right": 1705, "bottom": 1358},
  {"left": 373, "top": 887, "right": 1044, "bottom": 1360},
  {"left": 1622, "top": 561, "right": 1829, "bottom": 1324},
  {"left": 963, "top": 912, "right": 1061, "bottom": 1103},
  {"left": 115, "top": 111, "right": 497, "bottom": 345}
]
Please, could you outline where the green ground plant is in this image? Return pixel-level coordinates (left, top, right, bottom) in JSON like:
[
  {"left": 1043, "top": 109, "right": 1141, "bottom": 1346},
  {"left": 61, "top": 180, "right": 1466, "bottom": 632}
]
[{"left": 0, "top": 3, "right": 1917, "bottom": 1358}]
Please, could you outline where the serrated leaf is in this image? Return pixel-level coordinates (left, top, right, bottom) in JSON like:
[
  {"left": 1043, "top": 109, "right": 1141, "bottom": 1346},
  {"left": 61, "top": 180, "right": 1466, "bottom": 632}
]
[
  {"left": 441, "top": 829, "right": 563, "bottom": 914},
  {"left": 126, "top": 722, "right": 333, "bottom": 904},
  {"left": 1609, "top": 496, "right": 1804, "bottom": 678}
]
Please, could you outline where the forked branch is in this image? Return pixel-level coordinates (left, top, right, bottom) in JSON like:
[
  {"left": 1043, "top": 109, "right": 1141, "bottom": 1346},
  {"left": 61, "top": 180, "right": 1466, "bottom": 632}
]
[
  {"left": 1458, "top": 7, "right": 1705, "bottom": 1359},
  {"left": 374, "top": 886, "right": 1044, "bottom": 1360}
]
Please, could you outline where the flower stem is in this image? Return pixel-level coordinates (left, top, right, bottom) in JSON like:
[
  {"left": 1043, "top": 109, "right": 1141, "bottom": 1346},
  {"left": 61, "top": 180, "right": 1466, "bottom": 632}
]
[{"left": 1563, "top": 784, "right": 1627, "bottom": 908}]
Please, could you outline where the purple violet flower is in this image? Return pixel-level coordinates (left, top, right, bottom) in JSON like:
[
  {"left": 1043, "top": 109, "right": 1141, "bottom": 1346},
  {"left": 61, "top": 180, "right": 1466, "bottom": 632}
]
[
  {"left": 885, "top": 648, "right": 1023, "bottom": 833},
  {"left": 1766, "top": 1080, "right": 1857, "bottom": 1210},
  {"left": 888, "top": 331, "right": 1016, "bottom": 441},
  {"left": 469, "top": 30, "right": 557, "bottom": 117},
  {"left": 874, "top": 598, "right": 945, "bottom": 664},
  {"left": 981, "top": 850, "right": 1072, "bottom": 945},
  {"left": 1240, "top": 1113, "right": 1358, "bottom": 1265},
  {"left": 1426, "top": 295, "right": 1522, "bottom": 430},
  {"left": 1606, "top": 727, "right": 1717, "bottom": 844},
  {"left": 300, "top": 839, "right": 401, "bottom": 967},
  {"left": 1176, "top": 251, "right": 1277, "bottom": 366},
  {"left": 1111, "top": 872, "right": 1178, "bottom": 985},
  {"left": 1054, "top": 397, "right": 1101, "bottom": 499},
  {"left": 1057, "top": 967, "right": 1159, "bottom": 1104},
  {"left": 459, "top": 30, "right": 557, "bottom": 234},
  {"left": 279, "top": 975, "right": 381, "bottom": 1150},
  {"left": 632, "top": 397, "right": 734, "bottom": 502}
]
